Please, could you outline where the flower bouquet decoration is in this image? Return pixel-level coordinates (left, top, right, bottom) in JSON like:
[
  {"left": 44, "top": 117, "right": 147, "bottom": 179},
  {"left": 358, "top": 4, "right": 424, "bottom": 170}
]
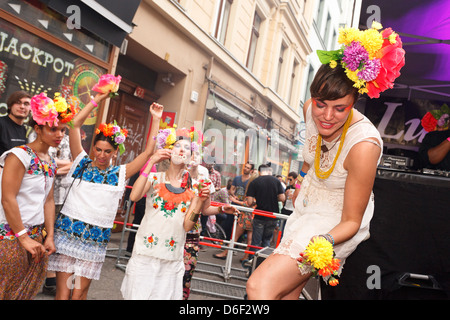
[
  {"left": 421, "top": 104, "right": 450, "bottom": 132},
  {"left": 92, "top": 74, "right": 122, "bottom": 98},
  {"left": 95, "top": 120, "right": 128, "bottom": 155},
  {"left": 317, "top": 21, "right": 405, "bottom": 99},
  {"left": 298, "top": 236, "right": 341, "bottom": 286},
  {"left": 30, "top": 92, "right": 79, "bottom": 127}
]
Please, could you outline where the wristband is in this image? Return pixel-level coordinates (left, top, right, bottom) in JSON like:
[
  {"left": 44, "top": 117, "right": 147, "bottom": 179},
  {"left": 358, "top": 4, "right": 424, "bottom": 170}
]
[
  {"left": 141, "top": 172, "right": 148, "bottom": 178},
  {"left": 295, "top": 183, "right": 301, "bottom": 189},
  {"left": 299, "top": 171, "right": 307, "bottom": 178},
  {"left": 189, "top": 211, "right": 200, "bottom": 222},
  {"left": 91, "top": 99, "right": 98, "bottom": 107},
  {"left": 15, "top": 229, "right": 27, "bottom": 238},
  {"left": 447, "top": 136, "right": 450, "bottom": 142}
]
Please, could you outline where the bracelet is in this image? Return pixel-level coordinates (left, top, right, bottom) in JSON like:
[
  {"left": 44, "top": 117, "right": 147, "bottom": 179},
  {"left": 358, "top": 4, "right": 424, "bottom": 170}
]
[
  {"left": 189, "top": 211, "right": 200, "bottom": 222},
  {"left": 323, "top": 233, "right": 335, "bottom": 246},
  {"left": 15, "top": 229, "right": 27, "bottom": 238},
  {"left": 447, "top": 136, "right": 450, "bottom": 142},
  {"left": 218, "top": 206, "right": 224, "bottom": 213},
  {"left": 295, "top": 183, "right": 301, "bottom": 189},
  {"left": 299, "top": 171, "right": 307, "bottom": 178},
  {"left": 91, "top": 99, "right": 98, "bottom": 107},
  {"left": 141, "top": 172, "right": 148, "bottom": 178}
]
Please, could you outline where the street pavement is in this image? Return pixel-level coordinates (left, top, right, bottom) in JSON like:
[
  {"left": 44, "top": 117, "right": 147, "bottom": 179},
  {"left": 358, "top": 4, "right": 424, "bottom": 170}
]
[{"left": 35, "top": 230, "right": 249, "bottom": 300}]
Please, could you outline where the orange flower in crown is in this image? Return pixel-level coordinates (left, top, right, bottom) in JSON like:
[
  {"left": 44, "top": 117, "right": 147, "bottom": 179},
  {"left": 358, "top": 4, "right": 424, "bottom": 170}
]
[{"left": 95, "top": 120, "right": 128, "bottom": 155}]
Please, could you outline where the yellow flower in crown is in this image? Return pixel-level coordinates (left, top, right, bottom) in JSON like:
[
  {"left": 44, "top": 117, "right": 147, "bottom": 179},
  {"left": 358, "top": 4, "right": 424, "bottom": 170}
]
[{"left": 53, "top": 93, "right": 68, "bottom": 113}]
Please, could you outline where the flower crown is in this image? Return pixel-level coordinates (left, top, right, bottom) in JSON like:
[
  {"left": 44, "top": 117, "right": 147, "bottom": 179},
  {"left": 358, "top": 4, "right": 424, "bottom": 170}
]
[
  {"left": 156, "top": 125, "right": 203, "bottom": 151},
  {"left": 95, "top": 121, "right": 128, "bottom": 155},
  {"left": 30, "top": 92, "right": 79, "bottom": 127},
  {"left": 317, "top": 21, "right": 405, "bottom": 99},
  {"left": 421, "top": 104, "right": 450, "bottom": 132}
]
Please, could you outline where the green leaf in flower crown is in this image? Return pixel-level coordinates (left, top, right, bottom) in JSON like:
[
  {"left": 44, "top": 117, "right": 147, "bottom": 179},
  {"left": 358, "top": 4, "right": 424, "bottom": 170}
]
[
  {"left": 440, "top": 103, "right": 450, "bottom": 115},
  {"left": 118, "top": 143, "right": 125, "bottom": 155},
  {"left": 316, "top": 49, "right": 342, "bottom": 65}
]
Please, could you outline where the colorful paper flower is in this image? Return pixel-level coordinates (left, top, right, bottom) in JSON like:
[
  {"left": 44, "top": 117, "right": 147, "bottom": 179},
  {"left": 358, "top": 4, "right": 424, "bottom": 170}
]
[
  {"left": 95, "top": 120, "right": 128, "bottom": 154},
  {"left": 421, "top": 104, "right": 450, "bottom": 132},
  {"left": 92, "top": 74, "right": 122, "bottom": 97},
  {"left": 317, "top": 21, "right": 405, "bottom": 99},
  {"left": 30, "top": 93, "right": 59, "bottom": 127}
]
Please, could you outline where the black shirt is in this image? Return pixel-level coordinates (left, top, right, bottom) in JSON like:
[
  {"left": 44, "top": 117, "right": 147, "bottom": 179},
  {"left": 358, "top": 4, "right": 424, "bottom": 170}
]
[
  {"left": 246, "top": 175, "right": 285, "bottom": 220},
  {"left": 0, "top": 115, "right": 27, "bottom": 156},
  {"left": 418, "top": 129, "right": 450, "bottom": 171}
]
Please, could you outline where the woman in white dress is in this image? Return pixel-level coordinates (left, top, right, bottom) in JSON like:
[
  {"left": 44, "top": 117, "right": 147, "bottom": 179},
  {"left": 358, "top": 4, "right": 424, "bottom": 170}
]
[
  {"left": 48, "top": 92, "right": 164, "bottom": 300},
  {"left": 121, "top": 127, "right": 210, "bottom": 300},
  {"left": 246, "top": 23, "right": 405, "bottom": 299}
]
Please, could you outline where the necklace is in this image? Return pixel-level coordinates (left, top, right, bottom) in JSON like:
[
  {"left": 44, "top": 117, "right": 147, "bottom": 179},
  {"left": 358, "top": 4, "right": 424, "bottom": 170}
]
[{"left": 314, "top": 109, "right": 353, "bottom": 180}]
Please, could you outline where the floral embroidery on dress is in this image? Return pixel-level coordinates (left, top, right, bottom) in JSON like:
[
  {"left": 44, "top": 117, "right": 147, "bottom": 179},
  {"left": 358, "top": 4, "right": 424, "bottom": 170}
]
[
  {"left": 55, "top": 213, "right": 111, "bottom": 244},
  {"left": 165, "top": 237, "right": 177, "bottom": 251},
  {"left": 143, "top": 233, "right": 159, "bottom": 248},
  {"left": 16, "top": 145, "right": 57, "bottom": 178},
  {"left": 72, "top": 155, "right": 120, "bottom": 186}
]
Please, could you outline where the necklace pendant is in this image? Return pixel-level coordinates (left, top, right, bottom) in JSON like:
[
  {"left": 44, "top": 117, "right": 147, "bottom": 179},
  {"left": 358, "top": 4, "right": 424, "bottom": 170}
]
[{"left": 321, "top": 145, "right": 328, "bottom": 153}]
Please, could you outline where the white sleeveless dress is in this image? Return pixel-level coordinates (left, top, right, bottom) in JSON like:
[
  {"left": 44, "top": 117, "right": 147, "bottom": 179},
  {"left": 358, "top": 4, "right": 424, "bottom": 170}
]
[{"left": 274, "top": 107, "right": 383, "bottom": 276}]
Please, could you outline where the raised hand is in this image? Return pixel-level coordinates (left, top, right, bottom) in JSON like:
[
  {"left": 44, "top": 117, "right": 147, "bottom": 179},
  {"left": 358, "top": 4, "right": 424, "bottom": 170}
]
[{"left": 150, "top": 102, "right": 164, "bottom": 120}]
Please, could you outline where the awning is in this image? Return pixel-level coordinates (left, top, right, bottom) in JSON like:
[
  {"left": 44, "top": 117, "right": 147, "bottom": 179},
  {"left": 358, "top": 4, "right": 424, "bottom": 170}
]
[{"left": 42, "top": 0, "right": 140, "bottom": 47}]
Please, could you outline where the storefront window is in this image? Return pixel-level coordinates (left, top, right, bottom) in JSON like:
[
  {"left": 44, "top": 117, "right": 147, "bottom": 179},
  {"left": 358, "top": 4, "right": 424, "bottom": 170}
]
[{"left": 0, "top": 18, "right": 106, "bottom": 153}]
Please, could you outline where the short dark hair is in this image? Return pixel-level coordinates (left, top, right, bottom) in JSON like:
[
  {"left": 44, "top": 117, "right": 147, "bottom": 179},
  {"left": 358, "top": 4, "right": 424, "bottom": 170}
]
[
  {"left": 288, "top": 171, "right": 298, "bottom": 179},
  {"left": 310, "top": 63, "right": 359, "bottom": 104},
  {"left": 246, "top": 162, "right": 254, "bottom": 170},
  {"left": 258, "top": 164, "right": 268, "bottom": 171},
  {"left": 6, "top": 91, "right": 31, "bottom": 114}
]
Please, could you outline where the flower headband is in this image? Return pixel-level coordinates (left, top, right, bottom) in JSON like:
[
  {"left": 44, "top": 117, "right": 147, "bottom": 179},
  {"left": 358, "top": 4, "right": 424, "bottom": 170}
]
[
  {"left": 156, "top": 125, "right": 203, "bottom": 151},
  {"left": 30, "top": 92, "right": 79, "bottom": 127},
  {"left": 421, "top": 104, "right": 450, "bottom": 132},
  {"left": 95, "top": 121, "right": 128, "bottom": 155},
  {"left": 317, "top": 21, "right": 405, "bottom": 99}
]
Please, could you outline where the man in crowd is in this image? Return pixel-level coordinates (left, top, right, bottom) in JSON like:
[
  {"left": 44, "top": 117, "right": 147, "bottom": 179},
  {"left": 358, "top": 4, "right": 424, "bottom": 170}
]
[
  {"left": 245, "top": 164, "right": 285, "bottom": 252},
  {"left": 0, "top": 91, "right": 31, "bottom": 156}
]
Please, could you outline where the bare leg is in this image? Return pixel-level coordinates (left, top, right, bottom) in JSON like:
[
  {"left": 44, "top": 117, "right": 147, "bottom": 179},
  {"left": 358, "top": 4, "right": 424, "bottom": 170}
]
[
  {"left": 55, "top": 272, "right": 73, "bottom": 300},
  {"left": 71, "top": 276, "right": 92, "bottom": 300},
  {"left": 246, "top": 253, "right": 311, "bottom": 300}
]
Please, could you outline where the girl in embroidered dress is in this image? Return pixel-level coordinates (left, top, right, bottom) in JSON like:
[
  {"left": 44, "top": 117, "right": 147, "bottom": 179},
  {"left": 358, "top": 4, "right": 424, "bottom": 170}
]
[
  {"left": 0, "top": 92, "right": 75, "bottom": 299},
  {"left": 120, "top": 127, "right": 211, "bottom": 300},
  {"left": 246, "top": 23, "right": 405, "bottom": 299},
  {"left": 48, "top": 89, "right": 164, "bottom": 300}
]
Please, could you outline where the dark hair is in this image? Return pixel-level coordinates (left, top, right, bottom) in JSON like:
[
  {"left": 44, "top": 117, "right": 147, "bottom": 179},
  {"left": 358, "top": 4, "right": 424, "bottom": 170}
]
[
  {"left": 310, "top": 63, "right": 359, "bottom": 104},
  {"left": 246, "top": 161, "right": 254, "bottom": 170},
  {"left": 288, "top": 171, "right": 298, "bottom": 179},
  {"left": 258, "top": 164, "right": 268, "bottom": 171},
  {"left": 94, "top": 132, "right": 119, "bottom": 150},
  {"left": 7, "top": 91, "right": 31, "bottom": 114}
]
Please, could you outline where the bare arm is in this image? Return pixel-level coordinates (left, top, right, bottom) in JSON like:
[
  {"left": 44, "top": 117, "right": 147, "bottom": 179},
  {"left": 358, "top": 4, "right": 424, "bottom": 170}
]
[
  {"left": 326, "top": 140, "right": 381, "bottom": 245},
  {"left": 129, "top": 148, "right": 172, "bottom": 202},
  {"left": 69, "top": 92, "right": 109, "bottom": 159},
  {"left": 427, "top": 138, "right": 450, "bottom": 164},
  {"left": 125, "top": 103, "right": 164, "bottom": 180},
  {"left": 1, "top": 154, "right": 46, "bottom": 261}
]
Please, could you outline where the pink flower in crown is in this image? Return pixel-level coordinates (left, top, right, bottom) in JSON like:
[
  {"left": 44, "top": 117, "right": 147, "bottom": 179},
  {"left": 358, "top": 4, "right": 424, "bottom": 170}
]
[
  {"left": 30, "top": 93, "right": 59, "bottom": 127},
  {"left": 92, "top": 74, "right": 122, "bottom": 96}
]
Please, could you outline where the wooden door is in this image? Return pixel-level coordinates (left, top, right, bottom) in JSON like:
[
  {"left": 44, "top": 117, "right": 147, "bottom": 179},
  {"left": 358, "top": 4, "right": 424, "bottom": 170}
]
[{"left": 106, "top": 91, "right": 151, "bottom": 165}]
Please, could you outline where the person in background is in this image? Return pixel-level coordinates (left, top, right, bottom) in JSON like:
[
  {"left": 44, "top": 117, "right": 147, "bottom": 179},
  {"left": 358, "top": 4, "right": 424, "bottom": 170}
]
[
  {"left": 245, "top": 164, "right": 285, "bottom": 253},
  {"left": 0, "top": 91, "right": 31, "bottom": 157},
  {"left": 279, "top": 171, "right": 298, "bottom": 236},
  {"left": 42, "top": 133, "right": 72, "bottom": 295},
  {"left": 418, "top": 108, "right": 450, "bottom": 171}
]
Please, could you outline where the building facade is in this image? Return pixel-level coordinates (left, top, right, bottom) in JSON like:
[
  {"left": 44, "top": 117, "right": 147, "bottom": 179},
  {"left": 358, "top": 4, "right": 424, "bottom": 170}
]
[{"left": 121, "top": 0, "right": 316, "bottom": 184}]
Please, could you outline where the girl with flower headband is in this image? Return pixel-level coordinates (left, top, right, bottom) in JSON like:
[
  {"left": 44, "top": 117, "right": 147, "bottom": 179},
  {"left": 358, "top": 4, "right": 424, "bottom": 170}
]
[
  {"left": 48, "top": 86, "right": 164, "bottom": 300},
  {"left": 0, "top": 92, "right": 74, "bottom": 299},
  {"left": 247, "top": 22, "right": 405, "bottom": 299},
  {"left": 120, "top": 125, "right": 212, "bottom": 300}
]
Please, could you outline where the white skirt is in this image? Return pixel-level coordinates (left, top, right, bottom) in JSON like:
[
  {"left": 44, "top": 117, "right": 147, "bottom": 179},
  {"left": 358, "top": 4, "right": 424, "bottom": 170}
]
[{"left": 120, "top": 254, "right": 184, "bottom": 300}]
